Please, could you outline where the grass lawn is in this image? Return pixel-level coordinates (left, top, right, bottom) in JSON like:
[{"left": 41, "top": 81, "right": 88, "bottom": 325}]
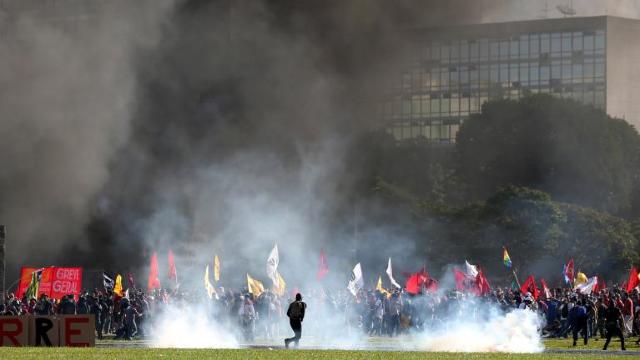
[
  {"left": 0, "top": 348, "right": 636, "bottom": 360},
  {"left": 544, "top": 336, "right": 638, "bottom": 351}
]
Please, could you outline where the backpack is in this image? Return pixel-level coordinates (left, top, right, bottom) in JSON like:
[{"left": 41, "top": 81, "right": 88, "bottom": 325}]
[{"left": 289, "top": 301, "right": 304, "bottom": 319}]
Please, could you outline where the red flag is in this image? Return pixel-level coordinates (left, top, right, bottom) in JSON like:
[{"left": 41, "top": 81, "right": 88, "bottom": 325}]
[
  {"left": 454, "top": 269, "right": 468, "bottom": 291},
  {"left": 127, "top": 273, "right": 136, "bottom": 289},
  {"left": 521, "top": 275, "right": 540, "bottom": 300},
  {"left": 564, "top": 259, "right": 574, "bottom": 285},
  {"left": 168, "top": 250, "right": 178, "bottom": 283},
  {"left": 147, "top": 252, "right": 161, "bottom": 292},
  {"left": 626, "top": 267, "right": 639, "bottom": 293},
  {"left": 405, "top": 273, "right": 421, "bottom": 294},
  {"left": 476, "top": 269, "right": 491, "bottom": 295},
  {"left": 316, "top": 250, "right": 329, "bottom": 280},
  {"left": 594, "top": 276, "right": 606, "bottom": 293},
  {"left": 540, "top": 278, "right": 552, "bottom": 299}
]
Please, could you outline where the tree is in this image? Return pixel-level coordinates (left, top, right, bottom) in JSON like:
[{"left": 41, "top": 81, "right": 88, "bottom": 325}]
[{"left": 456, "top": 95, "right": 640, "bottom": 217}]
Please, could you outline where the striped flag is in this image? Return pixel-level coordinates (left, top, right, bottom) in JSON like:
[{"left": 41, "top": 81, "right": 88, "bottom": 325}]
[{"left": 503, "top": 247, "right": 512, "bottom": 268}]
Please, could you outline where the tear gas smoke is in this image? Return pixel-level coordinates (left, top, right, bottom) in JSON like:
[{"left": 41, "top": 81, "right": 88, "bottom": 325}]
[
  {"left": 418, "top": 306, "right": 544, "bottom": 353},
  {"left": 150, "top": 305, "right": 238, "bottom": 349}
]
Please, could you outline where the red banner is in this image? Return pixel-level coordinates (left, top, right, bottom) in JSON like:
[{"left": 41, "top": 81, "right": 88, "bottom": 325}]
[{"left": 17, "top": 267, "right": 83, "bottom": 300}]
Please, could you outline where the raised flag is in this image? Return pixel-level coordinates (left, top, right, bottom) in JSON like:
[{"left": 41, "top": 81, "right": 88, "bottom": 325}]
[
  {"left": 347, "top": 263, "right": 363, "bottom": 296},
  {"left": 147, "top": 252, "right": 161, "bottom": 292},
  {"left": 576, "top": 276, "right": 598, "bottom": 295},
  {"left": 476, "top": 269, "right": 491, "bottom": 295},
  {"left": 214, "top": 255, "right": 220, "bottom": 282},
  {"left": 594, "top": 276, "right": 606, "bottom": 293},
  {"left": 114, "top": 274, "right": 124, "bottom": 297},
  {"left": 376, "top": 276, "right": 390, "bottom": 297},
  {"left": 502, "top": 248, "right": 512, "bottom": 268},
  {"left": 317, "top": 250, "right": 329, "bottom": 280},
  {"left": 626, "top": 267, "right": 639, "bottom": 292},
  {"left": 520, "top": 275, "right": 539, "bottom": 300},
  {"left": 204, "top": 265, "right": 216, "bottom": 299},
  {"left": 247, "top": 274, "right": 264, "bottom": 297},
  {"left": 25, "top": 268, "right": 44, "bottom": 299},
  {"left": 540, "top": 278, "right": 552, "bottom": 299},
  {"left": 465, "top": 260, "right": 478, "bottom": 277},
  {"left": 273, "top": 272, "right": 286, "bottom": 296},
  {"left": 266, "top": 244, "right": 279, "bottom": 285},
  {"left": 168, "top": 250, "right": 178, "bottom": 284},
  {"left": 574, "top": 271, "right": 588, "bottom": 288},
  {"left": 103, "top": 272, "right": 114, "bottom": 291},
  {"left": 563, "top": 259, "right": 574, "bottom": 285},
  {"left": 386, "top": 258, "right": 401, "bottom": 289}
]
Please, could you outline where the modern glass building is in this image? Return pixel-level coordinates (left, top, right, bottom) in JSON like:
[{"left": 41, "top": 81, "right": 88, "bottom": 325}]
[{"left": 380, "top": 16, "right": 640, "bottom": 143}]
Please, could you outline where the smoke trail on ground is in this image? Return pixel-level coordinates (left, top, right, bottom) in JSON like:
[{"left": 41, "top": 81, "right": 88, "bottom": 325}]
[{"left": 417, "top": 304, "right": 543, "bottom": 353}]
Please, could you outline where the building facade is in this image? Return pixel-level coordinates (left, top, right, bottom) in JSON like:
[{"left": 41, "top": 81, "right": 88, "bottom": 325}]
[{"left": 381, "top": 16, "right": 640, "bottom": 143}]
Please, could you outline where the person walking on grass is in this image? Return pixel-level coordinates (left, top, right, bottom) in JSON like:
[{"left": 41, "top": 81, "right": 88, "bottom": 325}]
[{"left": 284, "top": 293, "right": 306, "bottom": 349}]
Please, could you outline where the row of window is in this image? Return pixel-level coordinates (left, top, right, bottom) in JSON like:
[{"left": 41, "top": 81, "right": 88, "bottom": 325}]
[
  {"left": 381, "top": 86, "right": 605, "bottom": 119},
  {"left": 394, "top": 57, "right": 606, "bottom": 92},
  {"left": 416, "top": 30, "right": 606, "bottom": 64},
  {"left": 386, "top": 122, "right": 460, "bottom": 142}
]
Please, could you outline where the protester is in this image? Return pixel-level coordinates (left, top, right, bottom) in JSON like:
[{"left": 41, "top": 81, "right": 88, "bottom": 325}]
[{"left": 284, "top": 293, "right": 306, "bottom": 349}]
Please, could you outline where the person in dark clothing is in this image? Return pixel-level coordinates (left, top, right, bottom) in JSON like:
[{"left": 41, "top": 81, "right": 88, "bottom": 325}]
[
  {"left": 58, "top": 295, "right": 77, "bottom": 315},
  {"left": 569, "top": 300, "right": 588, "bottom": 346},
  {"left": 88, "top": 296, "right": 103, "bottom": 340},
  {"left": 284, "top": 293, "right": 306, "bottom": 349},
  {"left": 603, "top": 299, "right": 626, "bottom": 351}
]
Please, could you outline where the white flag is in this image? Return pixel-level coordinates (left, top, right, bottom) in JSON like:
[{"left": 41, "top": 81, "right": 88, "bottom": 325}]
[
  {"left": 386, "top": 258, "right": 401, "bottom": 289},
  {"left": 576, "top": 276, "right": 598, "bottom": 295},
  {"left": 266, "top": 244, "right": 279, "bottom": 285},
  {"left": 465, "top": 260, "right": 478, "bottom": 277},
  {"left": 347, "top": 263, "right": 364, "bottom": 296}
]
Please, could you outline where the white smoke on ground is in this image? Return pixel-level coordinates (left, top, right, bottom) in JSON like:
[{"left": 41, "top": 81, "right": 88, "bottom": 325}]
[
  {"left": 150, "top": 304, "right": 238, "bottom": 349},
  {"left": 417, "top": 305, "right": 544, "bottom": 353}
]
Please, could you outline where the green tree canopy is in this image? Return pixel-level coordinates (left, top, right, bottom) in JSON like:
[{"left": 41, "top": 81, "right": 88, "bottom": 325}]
[{"left": 456, "top": 95, "right": 640, "bottom": 217}]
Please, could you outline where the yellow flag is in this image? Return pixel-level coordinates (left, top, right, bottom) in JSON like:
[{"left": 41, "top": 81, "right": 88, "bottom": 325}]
[
  {"left": 376, "top": 275, "right": 390, "bottom": 297},
  {"left": 214, "top": 255, "right": 220, "bottom": 282},
  {"left": 114, "top": 274, "right": 123, "bottom": 297},
  {"left": 247, "top": 274, "right": 264, "bottom": 297},
  {"left": 273, "top": 272, "right": 286, "bottom": 296},
  {"left": 574, "top": 272, "right": 588, "bottom": 287}
]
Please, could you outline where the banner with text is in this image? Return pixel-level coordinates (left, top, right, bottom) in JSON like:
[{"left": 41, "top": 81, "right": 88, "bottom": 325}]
[{"left": 17, "top": 267, "right": 83, "bottom": 300}]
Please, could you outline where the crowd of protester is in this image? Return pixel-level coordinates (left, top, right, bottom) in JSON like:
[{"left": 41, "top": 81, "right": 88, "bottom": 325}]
[{"left": 1, "top": 283, "right": 638, "bottom": 350}]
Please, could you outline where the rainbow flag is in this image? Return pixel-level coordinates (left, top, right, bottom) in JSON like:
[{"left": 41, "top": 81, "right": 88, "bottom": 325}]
[{"left": 503, "top": 248, "right": 512, "bottom": 268}]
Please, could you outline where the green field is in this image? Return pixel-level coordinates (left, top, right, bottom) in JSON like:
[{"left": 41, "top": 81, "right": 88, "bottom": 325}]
[
  {"left": 0, "top": 348, "right": 635, "bottom": 360},
  {"left": 0, "top": 337, "right": 637, "bottom": 359}
]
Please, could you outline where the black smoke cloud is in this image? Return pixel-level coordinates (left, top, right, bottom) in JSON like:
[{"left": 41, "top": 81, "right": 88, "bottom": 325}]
[{"left": 1, "top": 0, "right": 489, "bottom": 288}]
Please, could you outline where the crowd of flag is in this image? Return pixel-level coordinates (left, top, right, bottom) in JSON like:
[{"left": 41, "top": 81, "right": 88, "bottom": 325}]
[{"left": 87, "top": 246, "right": 640, "bottom": 302}]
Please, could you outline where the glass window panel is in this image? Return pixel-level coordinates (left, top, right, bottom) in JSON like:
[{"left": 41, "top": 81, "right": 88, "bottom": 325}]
[
  {"left": 595, "top": 31, "right": 605, "bottom": 50},
  {"left": 520, "top": 63, "right": 529, "bottom": 83},
  {"left": 460, "top": 97, "right": 469, "bottom": 114},
  {"left": 460, "top": 41, "right": 469, "bottom": 61},
  {"left": 510, "top": 64, "right": 519, "bottom": 82},
  {"left": 441, "top": 97, "right": 450, "bottom": 114},
  {"left": 470, "top": 41, "right": 479, "bottom": 59},
  {"left": 500, "top": 64, "right": 509, "bottom": 82},
  {"left": 490, "top": 64, "right": 499, "bottom": 82},
  {"left": 584, "top": 63, "right": 594, "bottom": 79},
  {"left": 490, "top": 41, "right": 499, "bottom": 59},
  {"left": 562, "top": 32, "right": 572, "bottom": 53},
  {"left": 573, "top": 64, "right": 583, "bottom": 81},
  {"left": 402, "top": 99, "right": 411, "bottom": 115},
  {"left": 510, "top": 39, "right": 518, "bottom": 59},
  {"left": 480, "top": 39, "right": 489, "bottom": 60},
  {"left": 461, "top": 68, "right": 469, "bottom": 84},
  {"left": 595, "top": 90, "right": 605, "bottom": 107},
  {"left": 540, "top": 34, "right": 550, "bottom": 53},
  {"left": 431, "top": 97, "right": 440, "bottom": 113},
  {"left": 499, "top": 40, "right": 508, "bottom": 59},
  {"left": 584, "top": 34, "right": 594, "bottom": 51},
  {"left": 451, "top": 41, "right": 459, "bottom": 61},
  {"left": 595, "top": 62, "right": 604, "bottom": 77},
  {"left": 573, "top": 32, "right": 583, "bottom": 51},
  {"left": 530, "top": 34, "right": 540, "bottom": 55},
  {"left": 520, "top": 35, "right": 529, "bottom": 56},
  {"left": 451, "top": 94, "right": 459, "bottom": 113},
  {"left": 421, "top": 95, "right": 430, "bottom": 116},
  {"left": 530, "top": 65, "right": 539, "bottom": 81},
  {"left": 540, "top": 66, "right": 550, "bottom": 83},
  {"left": 551, "top": 34, "right": 561, "bottom": 53},
  {"left": 562, "top": 64, "right": 572, "bottom": 80}
]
